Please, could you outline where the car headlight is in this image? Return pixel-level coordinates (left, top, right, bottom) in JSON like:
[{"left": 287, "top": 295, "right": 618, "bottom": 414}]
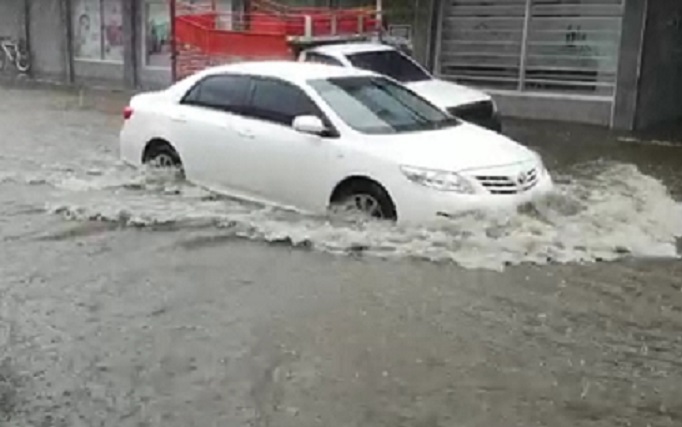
[
  {"left": 400, "top": 166, "right": 475, "bottom": 193},
  {"left": 529, "top": 151, "right": 548, "bottom": 176}
]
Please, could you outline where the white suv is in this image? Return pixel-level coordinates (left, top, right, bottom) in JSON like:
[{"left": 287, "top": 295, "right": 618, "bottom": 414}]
[{"left": 299, "top": 42, "right": 502, "bottom": 133}]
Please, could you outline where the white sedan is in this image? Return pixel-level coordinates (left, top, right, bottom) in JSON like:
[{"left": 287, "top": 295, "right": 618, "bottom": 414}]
[
  {"left": 119, "top": 61, "right": 553, "bottom": 223},
  {"left": 299, "top": 43, "right": 502, "bottom": 132}
]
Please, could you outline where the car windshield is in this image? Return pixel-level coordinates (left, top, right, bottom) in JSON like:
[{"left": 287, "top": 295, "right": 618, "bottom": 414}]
[
  {"left": 346, "top": 50, "right": 432, "bottom": 83},
  {"left": 309, "top": 76, "right": 459, "bottom": 135}
]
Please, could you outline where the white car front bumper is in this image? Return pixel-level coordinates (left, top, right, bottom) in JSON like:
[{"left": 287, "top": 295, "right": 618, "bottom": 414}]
[{"left": 393, "top": 173, "right": 555, "bottom": 224}]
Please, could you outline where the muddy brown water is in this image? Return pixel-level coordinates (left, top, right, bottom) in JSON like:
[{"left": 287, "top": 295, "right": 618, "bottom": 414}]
[{"left": 1, "top": 84, "right": 681, "bottom": 427}]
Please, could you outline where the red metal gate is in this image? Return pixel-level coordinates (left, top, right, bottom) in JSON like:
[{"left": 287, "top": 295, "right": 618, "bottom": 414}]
[{"left": 170, "top": 0, "right": 381, "bottom": 81}]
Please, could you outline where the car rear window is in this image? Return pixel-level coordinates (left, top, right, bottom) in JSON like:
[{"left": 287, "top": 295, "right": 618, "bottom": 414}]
[{"left": 346, "top": 50, "right": 431, "bottom": 83}]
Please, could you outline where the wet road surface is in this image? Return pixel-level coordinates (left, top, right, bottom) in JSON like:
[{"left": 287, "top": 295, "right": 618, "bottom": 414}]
[{"left": 1, "top": 84, "right": 682, "bottom": 426}]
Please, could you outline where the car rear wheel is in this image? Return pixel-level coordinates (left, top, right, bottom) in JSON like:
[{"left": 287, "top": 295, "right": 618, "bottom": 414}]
[
  {"left": 143, "top": 142, "right": 184, "bottom": 177},
  {"left": 332, "top": 179, "right": 397, "bottom": 221}
]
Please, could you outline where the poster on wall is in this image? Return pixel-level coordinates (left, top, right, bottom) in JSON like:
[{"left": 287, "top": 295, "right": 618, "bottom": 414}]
[
  {"left": 102, "top": 0, "right": 124, "bottom": 61},
  {"left": 145, "top": 0, "right": 171, "bottom": 68},
  {"left": 73, "top": 0, "right": 102, "bottom": 60}
]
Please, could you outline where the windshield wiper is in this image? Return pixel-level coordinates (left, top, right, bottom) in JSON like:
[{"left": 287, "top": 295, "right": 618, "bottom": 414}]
[
  {"left": 371, "top": 82, "right": 432, "bottom": 125},
  {"left": 433, "top": 117, "right": 460, "bottom": 129}
]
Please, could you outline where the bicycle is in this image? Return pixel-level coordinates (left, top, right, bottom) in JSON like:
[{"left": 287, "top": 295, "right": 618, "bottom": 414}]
[{"left": 0, "top": 37, "right": 31, "bottom": 74}]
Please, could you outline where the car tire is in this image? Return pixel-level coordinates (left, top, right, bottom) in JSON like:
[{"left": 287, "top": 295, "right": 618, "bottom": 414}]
[
  {"left": 333, "top": 179, "right": 397, "bottom": 221},
  {"left": 143, "top": 142, "right": 184, "bottom": 177}
]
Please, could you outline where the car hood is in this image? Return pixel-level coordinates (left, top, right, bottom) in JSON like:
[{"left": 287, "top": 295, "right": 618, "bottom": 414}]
[
  {"left": 405, "top": 79, "right": 491, "bottom": 109},
  {"left": 363, "top": 123, "right": 537, "bottom": 172}
]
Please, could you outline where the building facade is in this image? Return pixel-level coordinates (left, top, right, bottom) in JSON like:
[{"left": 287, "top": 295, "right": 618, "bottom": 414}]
[
  {"left": 429, "top": 0, "right": 682, "bottom": 130},
  {"left": 1, "top": 0, "right": 681, "bottom": 130},
  {"left": 0, "top": 0, "right": 376, "bottom": 88}
]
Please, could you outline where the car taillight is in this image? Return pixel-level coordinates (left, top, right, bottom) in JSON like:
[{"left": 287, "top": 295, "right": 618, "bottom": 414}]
[{"left": 123, "top": 106, "right": 134, "bottom": 120}]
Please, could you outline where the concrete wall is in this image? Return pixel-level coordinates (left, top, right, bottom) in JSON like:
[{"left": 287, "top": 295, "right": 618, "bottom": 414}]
[
  {"left": 635, "top": 0, "right": 682, "bottom": 129},
  {"left": 29, "top": 0, "right": 68, "bottom": 80},
  {"left": 1, "top": 0, "right": 67, "bottom": 80},
  {"left": 493, "top": 92, "right": 613, "bottom": 127},
  {"left": 1, "top": 0, "right": 70, "bottom": 82},
  {"left": 73, "top": 61, "right": 126, "bottom": 88},
  {"left": 0, "top": 1, "right": 23, "bottom": 40}
]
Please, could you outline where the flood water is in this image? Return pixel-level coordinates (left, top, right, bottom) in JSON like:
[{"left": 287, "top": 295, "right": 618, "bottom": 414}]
[{"left": 1, "top": 84, "right": 681, "bottom": 427}]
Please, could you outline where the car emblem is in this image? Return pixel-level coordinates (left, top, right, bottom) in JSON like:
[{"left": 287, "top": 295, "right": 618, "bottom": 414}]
[{"left": 517, "top": 171, "right": 529, "bottom": 185}]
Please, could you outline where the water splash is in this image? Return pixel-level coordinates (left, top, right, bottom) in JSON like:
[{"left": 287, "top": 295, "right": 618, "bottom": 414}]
[{"left": 32, "top": 161, "right": 682, "bottom": 270}]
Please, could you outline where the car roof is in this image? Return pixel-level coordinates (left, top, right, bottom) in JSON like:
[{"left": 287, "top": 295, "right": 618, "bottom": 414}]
[
  {"left": 198, "top": 60, "right": 374, "bottom": 83},
  {"left": 309, "top": 42, "right": 395, "bottom": 56}
]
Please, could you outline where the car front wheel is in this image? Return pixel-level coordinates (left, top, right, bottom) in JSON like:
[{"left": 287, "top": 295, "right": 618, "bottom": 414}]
[{"left": 332, "top": 179, "right": 397, "bottom": 221}]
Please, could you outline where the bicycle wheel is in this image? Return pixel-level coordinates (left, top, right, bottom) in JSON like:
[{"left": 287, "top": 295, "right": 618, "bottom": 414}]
[{"left": 15, "top": 53, "right": 30, "bottom": 73}]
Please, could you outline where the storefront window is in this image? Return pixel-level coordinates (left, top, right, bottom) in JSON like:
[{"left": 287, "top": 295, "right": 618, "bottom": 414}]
[
  {"left": 143, "top": 0, "right": 171, "bottom": 68},
  {"left": 72, "top": 0, "right": 123, "bottom": 62}
]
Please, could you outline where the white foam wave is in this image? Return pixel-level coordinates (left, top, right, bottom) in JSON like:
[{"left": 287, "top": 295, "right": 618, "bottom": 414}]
[
  {"left": 0, "top": 172, "right": 16, "bottom": 184},
  {"left": 37, "top": 162, "right": 682, "bottom": 270}
]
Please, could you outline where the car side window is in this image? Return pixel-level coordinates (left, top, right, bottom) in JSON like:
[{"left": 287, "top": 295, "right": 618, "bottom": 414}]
[
  {"left": 181, "top": 74, "right": 251, "bottom": 113},
  {"left": 304, "top": 52, "right": 344, "bottom": 67},
  {"left": 248, "top": 78, "right": 322, "bottom": 127}
]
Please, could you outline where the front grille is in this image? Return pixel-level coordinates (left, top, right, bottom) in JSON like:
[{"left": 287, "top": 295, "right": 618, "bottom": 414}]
[
  {"left": 475, "top": 167, "right": 539, "bottom": 195},
  {"left": 447, "top": 100, "right": 495, "bottom": 124}
]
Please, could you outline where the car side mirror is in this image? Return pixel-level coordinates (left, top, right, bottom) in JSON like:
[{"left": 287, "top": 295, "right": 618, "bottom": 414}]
[{"left": 292, "top": 115, "right": 327, "bottom": 136}]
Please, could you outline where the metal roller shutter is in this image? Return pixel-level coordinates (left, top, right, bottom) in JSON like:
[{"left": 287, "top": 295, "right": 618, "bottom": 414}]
[{"left": 437, "top": 0, "right": 624, "bottom": 96}]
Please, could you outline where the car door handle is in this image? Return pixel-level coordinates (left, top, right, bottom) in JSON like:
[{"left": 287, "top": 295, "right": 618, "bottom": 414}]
[
  {"left": 236, "top": 128, "right": 255, "bottom": 139},
  {"left": 170, "top": 114, "right": 187, "bottom": 123}
]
